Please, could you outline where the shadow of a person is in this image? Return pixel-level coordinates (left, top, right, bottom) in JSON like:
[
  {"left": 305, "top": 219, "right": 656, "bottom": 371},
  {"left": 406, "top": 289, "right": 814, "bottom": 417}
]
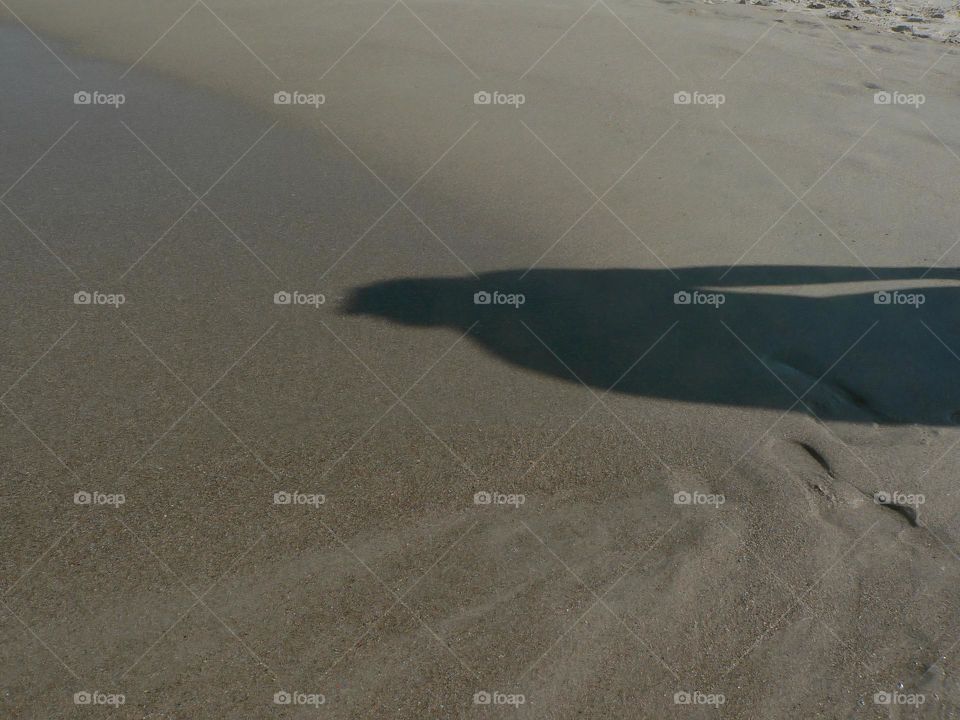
[{"left": 345, "top": 266, "right": 960, "bottom": 426}]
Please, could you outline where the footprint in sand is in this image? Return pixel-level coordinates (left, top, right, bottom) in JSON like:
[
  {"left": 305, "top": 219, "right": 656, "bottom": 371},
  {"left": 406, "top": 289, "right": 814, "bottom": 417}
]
[
  {"left": 769, "top": 436, "right": 925, "bottom": 528},
  {"left": 767, "top": 436, "right": 869, "bottom": 513}
]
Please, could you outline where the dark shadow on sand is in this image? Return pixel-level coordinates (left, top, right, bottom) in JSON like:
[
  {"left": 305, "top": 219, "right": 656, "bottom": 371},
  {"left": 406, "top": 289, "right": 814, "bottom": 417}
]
[{"left": 345, "top": 266, "right": 960, "bottom": 426}]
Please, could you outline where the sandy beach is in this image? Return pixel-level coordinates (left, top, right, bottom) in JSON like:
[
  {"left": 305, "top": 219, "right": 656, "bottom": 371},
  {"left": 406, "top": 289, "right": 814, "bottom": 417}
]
[{"left": 2, "top": 1, "right": 960, "bottom": 717}]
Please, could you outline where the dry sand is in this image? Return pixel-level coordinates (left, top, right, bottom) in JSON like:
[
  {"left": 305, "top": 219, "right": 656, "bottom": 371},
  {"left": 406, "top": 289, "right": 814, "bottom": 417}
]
[{"left": 2, "top": 1, "right": 960, "bottom": 718}]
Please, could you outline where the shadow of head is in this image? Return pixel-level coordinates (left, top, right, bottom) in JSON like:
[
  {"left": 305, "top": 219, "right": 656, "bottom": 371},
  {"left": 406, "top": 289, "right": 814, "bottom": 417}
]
[{"left": 345, "top": 265, "right": 960, "bottom": 426}]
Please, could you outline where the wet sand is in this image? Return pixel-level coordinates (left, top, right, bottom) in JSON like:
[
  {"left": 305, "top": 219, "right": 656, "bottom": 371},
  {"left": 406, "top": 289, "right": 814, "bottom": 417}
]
[{"left": 2, "top": 2, "right": 960, "bottom": 717}]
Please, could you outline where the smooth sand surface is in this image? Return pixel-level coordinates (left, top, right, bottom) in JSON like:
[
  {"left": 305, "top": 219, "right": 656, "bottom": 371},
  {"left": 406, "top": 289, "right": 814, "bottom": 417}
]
[{"left": 2, "top": 1, "right": 960, "bottom": 717}]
